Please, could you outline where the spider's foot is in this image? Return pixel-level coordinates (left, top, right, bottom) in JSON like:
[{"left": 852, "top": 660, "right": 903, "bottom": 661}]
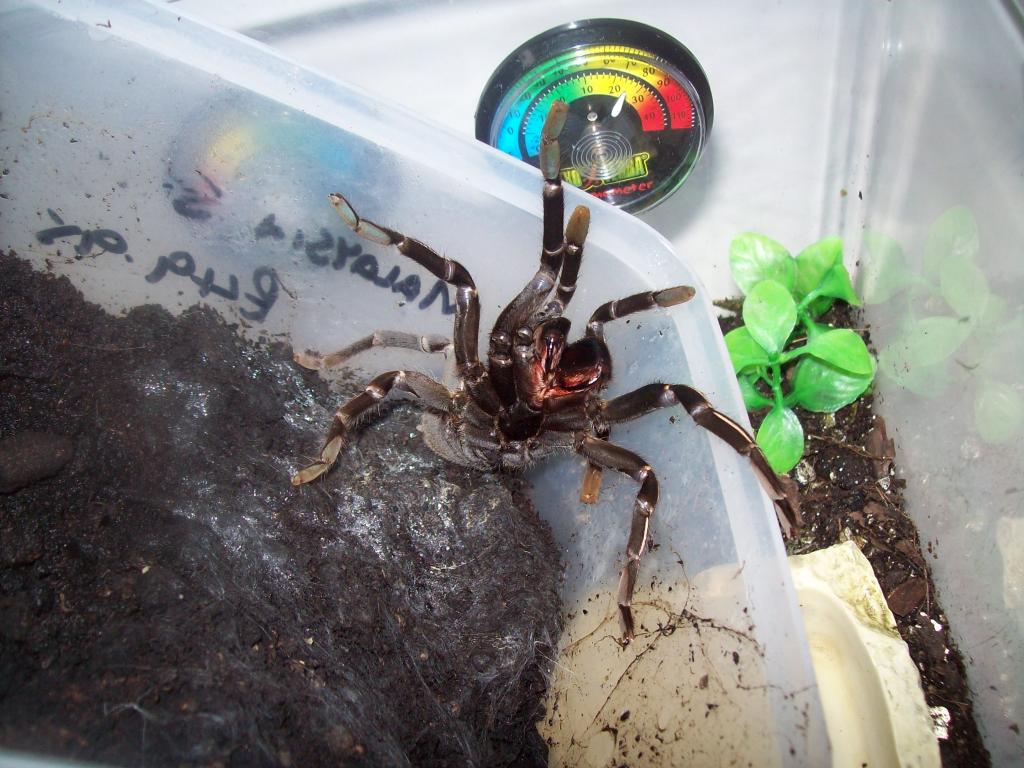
[
  {"left": 291, "top": 437, "right": 345, "bottom": 485},
  {"left": 566, "top": 205, "right": 591, "bottom": 246},
  {"left": 328, "top": 192, "right": 358, "bottom": 228},
  {"left": 328, "top": 193, "right": 393, "bottom": 245},
  {"left": 580, "top": 463, "right": 603, "bottom": 504},
  {"left": 291, "top": 463, "right": 327, "bottom": 485},
  {"left": 654, "top": 285, "right": 696, "bottom": 308},
  {"left": 542, "top": 100, "right": 569, "bottom": 141},
  {"left": 540, "top": 101, "right": 569, "bottom": 181},
  {"left": 293, "top": 350, "right": 324, "bottom": 370},
  {"left": 618, "top": 604, "right": 636, "bottom": 644}
]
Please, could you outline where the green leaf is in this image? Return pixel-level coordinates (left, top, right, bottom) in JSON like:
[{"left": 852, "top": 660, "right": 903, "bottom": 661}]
[
  {"left": 925, "top": 206, "right": 979, "bottom": 276},
  {"left": 756, "top": 407, "right": 805, "bottom": 473},
  {"left": 803, "top": 329, "right": 873, "bottom": 375},
  {"left": 795, "top": 237, "right": 843, "bottom": 301},
  {"left": 876, "top": 347, "right": 952, "bottom": 398},
  {"left": 791, "top": 356, "right": 874, "bottom": 412},
  {"left": 977, "top": 294, "right": 1009, "bottom": 331},
  {"left": 725, "top": 327, "right": 770, "bottom": 374},
  {"left": 975, "top": 312, "right": 1024, "bottom": 381},
  {"left": 859, "top": 231, "right": 914, "bottom": 305},
  {"left": 974, "top": 379, "right": 1024, "bottom": 444},
  {"left": 883, "top": 315, "right": 973, "bottom": 368},
  {"left": 806, "top": 295, "right": 836, "bottom": 318},
  {"left": 802, "top": 318, "right": 829, "bottom": 342},
  {"left": 939, "top": 253, "right": 990, "bottom": 320},
  {"left": 815, "top": 263, "right": 861, "bottom": 306},
  {"left": 875, "top": 317, "right": 972, "bottom": 399},
  {"left": 729, "top": 233, "right": 796, "bottom": 294},
  {"left": 738, "top": 374, "right": 773, "bottom": 411},
  {"left": 742, "top": 280, "right": 797, "bottom": 356}
]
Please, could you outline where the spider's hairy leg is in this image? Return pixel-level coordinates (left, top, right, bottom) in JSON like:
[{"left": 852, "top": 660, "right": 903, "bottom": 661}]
[
  {"left": 600, "top": 383, "right": 801, "bottom": 536},
  {"left": 585, "top": 285, "right": 697, "bottom": 340},
  {"left": 576, "top": 435, "right": 659, "bottom": 643},
  {"left": 294, "top": 331, "right": 450, "bottom": 370},
  {"left": 545, "top": 204, "right": 590, "bottom": 316},
  {"left": 328, "top": 193, "right": 482, "bottom": 377},
  {"left": 488, "top": 101, "right": 571, "bottom": 406},
  {"left": 540, "top": 100, "right": 569, "bottom": 257},
  {"left": 575, "top": 284, "right": 696, "bottom": 503},
  {"left": 292, "top": 370, "right": 454, "bottom": 485},
  {"left": 537, "top": 403, "right": 607, "bottom": 504},
  {"left": 579, "top": 424, "right": 608, "bottom": 504}
]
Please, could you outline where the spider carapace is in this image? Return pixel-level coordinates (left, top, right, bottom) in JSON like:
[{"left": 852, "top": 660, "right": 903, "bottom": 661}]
[{"left": 292, "top": 101, "right": 800, "bottom": 642}]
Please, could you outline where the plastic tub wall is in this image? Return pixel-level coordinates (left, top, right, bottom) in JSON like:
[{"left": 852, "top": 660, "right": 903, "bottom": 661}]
[
  {"left": 190, "top": 0, "right": 868, "bottom": 301},
  {"left": 843, "top": 3, "right": 1024, "bottom": 764},
  {"left": 185, "top": 0, "right": 1024, "bottom": 762},
  {"left": 0, "top": 0, "right": 827, "bottom": 764}
]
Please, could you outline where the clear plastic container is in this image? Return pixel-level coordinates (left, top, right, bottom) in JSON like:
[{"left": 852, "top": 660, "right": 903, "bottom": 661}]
[
  {"left": 0, "top": 1, "right": 827, "bottom": 764},
  {"left": 179, "top": 0, "right": 1024, "bottom": 762},
  {"left": 204, "top": 2, "right": 1024, "bottom": 762},
  {"left": 845, "top": 4, "right": 1024, "bottom": 765}
]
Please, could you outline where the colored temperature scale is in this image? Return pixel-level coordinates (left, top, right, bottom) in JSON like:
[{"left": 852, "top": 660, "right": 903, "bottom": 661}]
[{"left": 477, "top": 19, "right": 713, "bottom": 213}]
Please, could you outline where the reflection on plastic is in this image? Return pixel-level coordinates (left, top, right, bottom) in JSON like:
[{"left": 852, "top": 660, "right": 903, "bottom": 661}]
[{"left": 862, "top": 206, "right": 1024, "bottom": 444}]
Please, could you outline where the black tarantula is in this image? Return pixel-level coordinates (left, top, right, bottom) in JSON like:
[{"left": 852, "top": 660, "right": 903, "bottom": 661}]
[{"left": 293, "top": 101, "right": 800, "bottom": 642}]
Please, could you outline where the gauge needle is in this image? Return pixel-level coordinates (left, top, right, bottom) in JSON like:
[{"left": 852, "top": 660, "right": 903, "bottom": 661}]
[{"left": 610, "top": 92, "right": 626, "bottom": 118}]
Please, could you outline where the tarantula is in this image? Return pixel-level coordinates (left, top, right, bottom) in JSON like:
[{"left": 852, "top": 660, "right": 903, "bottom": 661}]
[{"left": 292, "top": 101, "right": 800, "bottom": 642}]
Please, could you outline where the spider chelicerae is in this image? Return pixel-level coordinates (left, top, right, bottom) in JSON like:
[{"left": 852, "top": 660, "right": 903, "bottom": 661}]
[{"left": 292, "top": 101, "right": 799, "bottom": 642}]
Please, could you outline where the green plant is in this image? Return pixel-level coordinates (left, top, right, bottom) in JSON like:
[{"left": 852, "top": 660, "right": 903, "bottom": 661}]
[
  {"left": 861, "top": 207, "right": 1023, "bottom": 443},
  {"left": 725, "top": 234, "right": 875, "bottom": 473}
]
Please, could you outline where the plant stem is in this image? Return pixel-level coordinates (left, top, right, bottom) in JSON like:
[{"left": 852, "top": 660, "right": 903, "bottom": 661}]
[
  {"left": 770, "top": 363, "right": 785, "bottom": 409},
  {"left": 797, "top": 288, "right": 823, "bottom": 314},
  {"left": 779, "top": 344, "right": 809, "bottom": 365}
]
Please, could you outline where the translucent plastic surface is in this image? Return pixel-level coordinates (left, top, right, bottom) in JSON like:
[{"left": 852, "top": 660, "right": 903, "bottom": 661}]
[
  {"left": 0, "top": 1, "right": 827, "bottom": 764},
  {"left": 185, "top": 0, "right": 865, "bottom": 300},
  {"left": 843, "top": 3, "right": 1024, "bottom": 763},
  {"left": 182, "top": 0, "right": 1024, "bottom": 762}
]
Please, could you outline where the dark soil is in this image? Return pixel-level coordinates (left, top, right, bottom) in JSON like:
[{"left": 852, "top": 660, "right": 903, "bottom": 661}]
[
  {"left": 718, "top": 299, "right": 990, "bottom": 767},
  {"left": 0, "top": 251, "right": 562, "bottom": 767}
]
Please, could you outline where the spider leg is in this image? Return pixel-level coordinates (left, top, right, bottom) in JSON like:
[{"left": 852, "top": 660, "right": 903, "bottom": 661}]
[
  {"left": 328, "top": 193, "right": 481, "bottom": 379},
  {"left": 585, "top": 285, "right": 696, "bottom": 340},
  {"left": 574, "top": 285, "right": 697, "bottom": 501},
  {"left": 292, "top": 370, "right": 453, "bottom": 485},
  {"left": 576, "top": 435, "right": 659, "bottom": 642},
  {"left": 600, "top": 383, "right": 801, "bottom": 536},
  {"left": 294, "top": 331, "right": 450, "bottom": 370},
  {"left": 539, "top": 101, "right": 569, "bottom": 258},
  {"left": 488, "top": 101, "right": 571, "bottom": 406},
  {"left": 580, "top": 425, "right": 609, "bottom": 504},
  {"left": 538, "top": 408, "right": 608, "bottom": 504},
  {"left": 545, "top": 205, "right": 590, "bottom": 316}
]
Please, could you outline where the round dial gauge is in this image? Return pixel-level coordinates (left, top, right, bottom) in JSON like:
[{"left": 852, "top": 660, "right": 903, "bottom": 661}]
[{"left": 476, "top": 19, "right": 713, "bottom": 213}]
